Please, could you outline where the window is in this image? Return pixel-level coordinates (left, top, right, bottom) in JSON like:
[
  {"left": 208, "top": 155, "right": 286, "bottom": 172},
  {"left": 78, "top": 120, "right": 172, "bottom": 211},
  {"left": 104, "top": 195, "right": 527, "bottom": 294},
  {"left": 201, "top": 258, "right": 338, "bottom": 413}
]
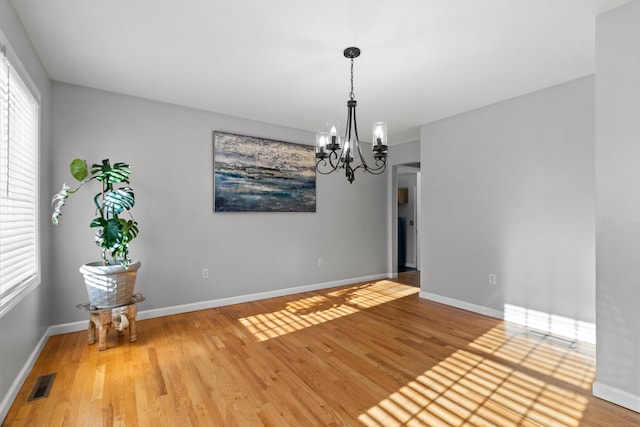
[{"left": 0, "top": 42, "right": 40, "bottom": 316}]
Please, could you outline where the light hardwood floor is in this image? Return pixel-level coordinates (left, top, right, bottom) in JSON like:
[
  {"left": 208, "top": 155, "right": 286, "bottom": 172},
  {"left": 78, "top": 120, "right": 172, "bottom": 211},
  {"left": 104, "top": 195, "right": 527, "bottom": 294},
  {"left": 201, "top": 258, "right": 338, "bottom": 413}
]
[{"left": 4, "top": 271, "right": 640, "bottom": 426}]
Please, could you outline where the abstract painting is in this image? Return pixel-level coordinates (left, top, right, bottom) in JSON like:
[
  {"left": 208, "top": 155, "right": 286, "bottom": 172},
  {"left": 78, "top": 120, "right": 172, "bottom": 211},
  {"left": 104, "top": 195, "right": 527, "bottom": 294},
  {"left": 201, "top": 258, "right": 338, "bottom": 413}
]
[{"left": 213, "top": 131, "right": 316, "bottom": 212}]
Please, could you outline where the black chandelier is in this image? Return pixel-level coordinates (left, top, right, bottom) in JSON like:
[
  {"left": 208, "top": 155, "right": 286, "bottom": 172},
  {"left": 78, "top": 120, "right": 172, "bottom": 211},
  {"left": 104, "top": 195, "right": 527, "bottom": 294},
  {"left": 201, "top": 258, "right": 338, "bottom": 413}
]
[{"left": 315, "top": 47, "right": 388, "bottom": 184}]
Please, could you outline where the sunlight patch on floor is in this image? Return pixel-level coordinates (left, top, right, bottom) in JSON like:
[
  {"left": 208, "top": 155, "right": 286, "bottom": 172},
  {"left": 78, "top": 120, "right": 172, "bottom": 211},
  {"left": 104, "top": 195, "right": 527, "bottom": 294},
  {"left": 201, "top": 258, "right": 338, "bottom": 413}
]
[
  {"left": 359, "top": 326, "right": 592, "bottom": 427},
  {"left": 239, "top": 280, "right": 418, "bottom": 342},
  {"left": 468, "top": 326, "right": 595, "bottom": 390}
]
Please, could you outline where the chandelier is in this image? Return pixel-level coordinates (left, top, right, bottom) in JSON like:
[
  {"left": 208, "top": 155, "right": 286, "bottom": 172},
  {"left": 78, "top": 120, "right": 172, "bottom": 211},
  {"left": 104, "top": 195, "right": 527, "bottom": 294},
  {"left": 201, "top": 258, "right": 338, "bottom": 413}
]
[{"left": 315, "top": 47, "right": 388, "bottom": 184}]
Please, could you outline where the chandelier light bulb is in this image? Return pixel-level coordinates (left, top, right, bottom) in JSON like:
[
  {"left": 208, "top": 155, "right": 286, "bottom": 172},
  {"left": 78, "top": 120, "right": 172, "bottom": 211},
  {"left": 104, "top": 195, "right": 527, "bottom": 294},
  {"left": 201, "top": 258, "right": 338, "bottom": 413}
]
[
  {"left": 372, "top": 122, "right": 388, "bottom": 148},
  {"left": 316, "top": 132, "right": 328, "bottom": 154}
]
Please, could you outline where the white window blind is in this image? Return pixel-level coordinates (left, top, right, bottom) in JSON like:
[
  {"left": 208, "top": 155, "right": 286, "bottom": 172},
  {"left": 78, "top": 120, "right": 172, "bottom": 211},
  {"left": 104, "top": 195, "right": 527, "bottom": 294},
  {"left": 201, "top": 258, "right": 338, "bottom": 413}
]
[{"left": 0, "top": 43, "right": 40, "bottom": 314}]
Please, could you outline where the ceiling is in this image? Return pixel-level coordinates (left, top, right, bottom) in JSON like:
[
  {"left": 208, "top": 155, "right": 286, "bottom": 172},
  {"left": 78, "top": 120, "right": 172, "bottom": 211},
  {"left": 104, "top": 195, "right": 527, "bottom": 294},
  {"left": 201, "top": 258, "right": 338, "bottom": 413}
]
[{"left": 11, "top": 0, "right": 630, "bottom": 144}]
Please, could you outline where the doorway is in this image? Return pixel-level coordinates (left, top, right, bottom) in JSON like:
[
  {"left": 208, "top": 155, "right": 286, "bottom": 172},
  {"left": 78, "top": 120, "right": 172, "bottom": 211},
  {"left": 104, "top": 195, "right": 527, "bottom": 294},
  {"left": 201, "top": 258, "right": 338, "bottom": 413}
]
[{"left": 396, "top": 163, "right": 420, "bottom": 273}]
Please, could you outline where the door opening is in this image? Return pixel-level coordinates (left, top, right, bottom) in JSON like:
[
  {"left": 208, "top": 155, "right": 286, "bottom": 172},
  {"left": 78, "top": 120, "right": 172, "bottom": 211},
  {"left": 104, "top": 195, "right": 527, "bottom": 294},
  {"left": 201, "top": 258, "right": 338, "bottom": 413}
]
[{"left": 395, "top": 164, "right": 420, "bottom": 273}]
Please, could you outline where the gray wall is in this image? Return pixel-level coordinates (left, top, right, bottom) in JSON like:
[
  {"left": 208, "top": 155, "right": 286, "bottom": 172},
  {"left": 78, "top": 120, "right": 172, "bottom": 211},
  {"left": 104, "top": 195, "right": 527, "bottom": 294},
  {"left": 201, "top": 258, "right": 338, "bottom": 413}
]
[
  {"left": 595, "top": 0, "right": 640, "bottom": 409},
  {"left": 0, "top": 0, "right": 52, "bottom": 417},
  {"left": 50, "top": 82, "right": 389, "bottom": 324},
  {"left": 420, "top": 75, "right": 595, "bottom": 326}
]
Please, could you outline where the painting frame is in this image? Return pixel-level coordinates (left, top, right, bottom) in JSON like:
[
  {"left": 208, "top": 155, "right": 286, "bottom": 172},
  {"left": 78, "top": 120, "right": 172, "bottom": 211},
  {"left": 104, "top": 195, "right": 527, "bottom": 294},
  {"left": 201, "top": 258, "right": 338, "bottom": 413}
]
[{"left": 213, "top": 131, "right": 316, "bottom": 213}]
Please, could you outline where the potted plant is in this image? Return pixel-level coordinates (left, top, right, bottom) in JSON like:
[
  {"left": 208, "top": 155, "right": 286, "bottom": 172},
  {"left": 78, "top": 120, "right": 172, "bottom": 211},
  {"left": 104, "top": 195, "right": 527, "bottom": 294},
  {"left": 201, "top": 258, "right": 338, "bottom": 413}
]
[{"left": 52, "top": 158, "right": 140, "bottom": 308}]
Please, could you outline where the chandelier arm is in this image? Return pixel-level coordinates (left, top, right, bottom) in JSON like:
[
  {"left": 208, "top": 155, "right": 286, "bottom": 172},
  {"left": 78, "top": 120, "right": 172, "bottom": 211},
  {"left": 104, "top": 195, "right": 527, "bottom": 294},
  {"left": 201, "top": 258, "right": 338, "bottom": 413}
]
[
  {"left": 362, "top": 160, "right": 387, "bottom": 174},
  {"left": 328, "top": 149, "right": 342, "bottom": 169},
  {"left": 316, "top": 151, "right": 342, "bottom": 174},
  {"left": 345, "top": 101, "right": 354, "bottom": 144},
  {"left": 316, "top": 159, "right": 337, "bottom": 175},
  {"left": 316, "top": 165, "right": 339, "bottom": 175},
  {"left": 349, "top": 158, "right": 386, "bottom": 175},
  {"left": 338, "top": 99, "right": 355, "bottom": 176},
  {"left": 352, "top": 101, "right": 360, "bottom": 143},
  {"left": 349, "top": 163, "right": 366, "bottom": 173},
  {"left": 351, "top": 98, "right": 384, "bottom": 174},
  {"left": 335, "top": 143, "right": 348, "bottom": 169},
  {"left": 351, "top": 103, "right": 372, "bottom": 171}
]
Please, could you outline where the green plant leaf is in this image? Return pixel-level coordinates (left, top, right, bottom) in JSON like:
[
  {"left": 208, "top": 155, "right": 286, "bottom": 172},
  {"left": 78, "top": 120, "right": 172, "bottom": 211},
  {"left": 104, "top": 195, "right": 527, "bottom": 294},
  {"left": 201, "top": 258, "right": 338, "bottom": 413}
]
[
  {"left": 91, "top": 160, "right": 131, "bottom": 185},
  {"left": 103, "top": 188, "right": 135, "bottom": 214},
  {"left": 103, "top": 218, "right": 124, "bottom": 249},
  {"left": 69, "top": 159, "right": 88, "bottom": 181},
  {"left": 123, "top": 219, "right": 139, "bottom": 241},
  {"left": 89, "top": 217, "right": 107, "bottom": 228}
]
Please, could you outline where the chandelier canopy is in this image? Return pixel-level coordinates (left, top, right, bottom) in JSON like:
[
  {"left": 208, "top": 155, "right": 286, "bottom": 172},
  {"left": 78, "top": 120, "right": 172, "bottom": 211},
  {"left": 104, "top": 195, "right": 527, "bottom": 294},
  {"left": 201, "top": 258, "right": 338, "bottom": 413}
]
[{"left": 315, "top": 47, "right": 388, "bottom": 184}]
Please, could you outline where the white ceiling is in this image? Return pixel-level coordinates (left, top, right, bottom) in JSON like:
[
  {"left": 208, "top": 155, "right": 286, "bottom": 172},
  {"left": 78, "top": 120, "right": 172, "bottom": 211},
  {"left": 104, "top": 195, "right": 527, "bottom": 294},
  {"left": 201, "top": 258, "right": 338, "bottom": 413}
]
[{"left": 11, "top": 0, "right": 630, "bottom": 144}]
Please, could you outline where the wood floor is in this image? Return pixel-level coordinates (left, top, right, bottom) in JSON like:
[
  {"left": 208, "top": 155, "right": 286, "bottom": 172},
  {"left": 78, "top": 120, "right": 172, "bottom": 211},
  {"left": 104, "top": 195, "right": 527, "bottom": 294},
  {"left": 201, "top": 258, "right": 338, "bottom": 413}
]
[{"left": 4, "top": 271, "right": 640, "bottom": 426}]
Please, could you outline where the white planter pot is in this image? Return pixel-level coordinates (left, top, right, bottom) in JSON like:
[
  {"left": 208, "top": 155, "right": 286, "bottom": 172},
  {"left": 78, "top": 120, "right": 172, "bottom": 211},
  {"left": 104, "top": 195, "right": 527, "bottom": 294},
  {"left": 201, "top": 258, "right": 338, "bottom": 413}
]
[{"left": 79, "top": 261, "right": 141, "bottom": 309}]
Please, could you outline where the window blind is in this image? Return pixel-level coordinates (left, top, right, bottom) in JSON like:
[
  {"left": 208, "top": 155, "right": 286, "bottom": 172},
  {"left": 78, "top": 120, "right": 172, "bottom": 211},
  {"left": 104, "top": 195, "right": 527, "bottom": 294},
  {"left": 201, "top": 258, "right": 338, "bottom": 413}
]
[{"left": 0, "top": 44, "right": 39, "bottom": 312}]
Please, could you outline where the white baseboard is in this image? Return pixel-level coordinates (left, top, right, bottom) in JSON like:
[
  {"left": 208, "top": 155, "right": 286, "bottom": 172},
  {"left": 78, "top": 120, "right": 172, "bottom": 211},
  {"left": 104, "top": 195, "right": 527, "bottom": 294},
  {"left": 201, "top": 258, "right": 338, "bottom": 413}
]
[
  {"left": 418, "top": 291, "right": 597, "bottom": 343},
  {"left": 42, "top": 273, "right": 391, "bottom": 337},
  {"left": 48, "top": 319, "right": 89, "bottom": 336},
  {"left": 136, "top": 273, "right": 388, "bottom": 321},
  {"left": 419, "top": 290, "right": 504, "bottom": 320},
  {"left": 0, "top": 330, "right": 50, "bottom": 423},
  {"left": 593, "top": 381, "right": 640, "bottom": 412},
  {"left": 593, "top": 381, "right": 640, "bottom": 413}
]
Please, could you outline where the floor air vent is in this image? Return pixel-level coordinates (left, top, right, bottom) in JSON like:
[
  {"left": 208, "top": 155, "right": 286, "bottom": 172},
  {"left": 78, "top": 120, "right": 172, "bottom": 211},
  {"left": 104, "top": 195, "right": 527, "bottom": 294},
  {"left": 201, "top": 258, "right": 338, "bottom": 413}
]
[
  {"left": 522, "top": 329, "right": 578, "bottom": 349},
  {"left": 27, "top": 373, "right": 56, "bottom": 401}
]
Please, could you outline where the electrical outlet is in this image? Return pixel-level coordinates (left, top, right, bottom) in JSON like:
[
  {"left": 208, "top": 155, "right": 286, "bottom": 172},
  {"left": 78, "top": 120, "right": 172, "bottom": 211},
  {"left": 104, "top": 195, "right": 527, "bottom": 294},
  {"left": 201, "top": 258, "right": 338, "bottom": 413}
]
[
  {"left": 318, "top": 257, "right": 323, "bottom": 266},
  {"left": 489, "top": 273, "right": 497, "bottom": 285},
  {"left": 202, "top": 268, "right": 209, "bottom": 279}
]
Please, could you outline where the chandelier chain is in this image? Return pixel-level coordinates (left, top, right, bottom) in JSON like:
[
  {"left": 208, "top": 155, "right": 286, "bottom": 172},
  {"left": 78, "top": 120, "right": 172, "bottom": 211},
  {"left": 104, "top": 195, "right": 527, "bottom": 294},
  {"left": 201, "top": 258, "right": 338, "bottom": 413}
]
[{"left": 349, "top": 58, "right": 355, "bottom": 100}]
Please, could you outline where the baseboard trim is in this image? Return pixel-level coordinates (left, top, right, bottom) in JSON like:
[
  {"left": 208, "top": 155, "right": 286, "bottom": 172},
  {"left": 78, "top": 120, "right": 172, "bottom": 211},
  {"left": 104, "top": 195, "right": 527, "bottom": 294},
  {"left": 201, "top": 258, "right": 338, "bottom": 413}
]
[
  {"left": 593, "top": 381, "right": 640, "bottom": 413},
  {"left": 48, "top": 319, "right": 89, "bottom": 336},
  {"left": 417, "top": 291, "right": 596, "bottom": 344},
  {"left": 137, "top": 273, "right": 388, "bottom": 321},
  {"left": 48, "top": 273, "right": 390, "bottom": 335},
  {"left": 418, "top": 291, "right": 504, "bottom": 320},
  {"left": 0, "top": 329, "right": 50, "bottom": 423}
]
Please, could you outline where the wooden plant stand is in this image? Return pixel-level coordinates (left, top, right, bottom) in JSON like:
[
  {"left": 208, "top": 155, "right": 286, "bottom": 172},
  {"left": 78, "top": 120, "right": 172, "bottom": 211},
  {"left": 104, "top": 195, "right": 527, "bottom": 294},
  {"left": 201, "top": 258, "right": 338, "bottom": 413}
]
[{"left": 76, "top": 294, "right": 145, "bottom": 351}]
